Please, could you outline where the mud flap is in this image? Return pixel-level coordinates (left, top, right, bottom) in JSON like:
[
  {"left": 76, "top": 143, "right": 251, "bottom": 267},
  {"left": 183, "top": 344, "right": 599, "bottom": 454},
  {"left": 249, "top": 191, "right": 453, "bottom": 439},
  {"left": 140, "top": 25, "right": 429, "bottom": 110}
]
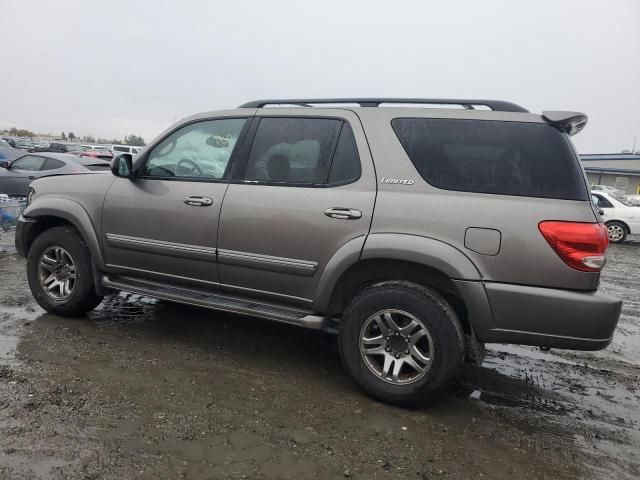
[
  {"left": 92, "top": 266, "right": 112, "bottom": 297},
  {"left": 464, "top": 327, "right": 486, "bottom": 366}
]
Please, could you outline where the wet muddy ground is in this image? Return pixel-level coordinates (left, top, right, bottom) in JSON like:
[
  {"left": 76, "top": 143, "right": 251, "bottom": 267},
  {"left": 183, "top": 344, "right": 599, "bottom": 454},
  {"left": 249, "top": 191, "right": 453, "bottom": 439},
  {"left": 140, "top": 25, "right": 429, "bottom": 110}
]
[{"left": 0, "top": 229, "right": 638, "bottom": 479}]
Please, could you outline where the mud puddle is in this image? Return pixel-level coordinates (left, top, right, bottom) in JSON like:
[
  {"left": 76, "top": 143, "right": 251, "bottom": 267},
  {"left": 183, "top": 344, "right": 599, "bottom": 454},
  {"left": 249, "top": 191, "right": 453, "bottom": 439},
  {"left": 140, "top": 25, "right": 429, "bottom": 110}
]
[{"left": 0, "top": 237, "right": 638, "bottom": 478}]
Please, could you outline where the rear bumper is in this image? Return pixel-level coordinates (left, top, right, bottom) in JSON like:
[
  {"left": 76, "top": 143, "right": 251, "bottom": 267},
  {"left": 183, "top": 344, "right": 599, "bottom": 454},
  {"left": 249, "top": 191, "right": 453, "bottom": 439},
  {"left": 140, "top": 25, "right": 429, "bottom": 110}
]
[{"left": 473, "top": 282, "right": 621, "bottom": 351}]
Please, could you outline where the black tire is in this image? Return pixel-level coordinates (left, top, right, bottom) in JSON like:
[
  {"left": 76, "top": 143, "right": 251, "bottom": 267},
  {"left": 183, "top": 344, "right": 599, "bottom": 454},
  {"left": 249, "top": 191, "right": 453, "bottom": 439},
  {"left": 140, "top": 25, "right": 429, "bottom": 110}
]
[
  {"left": 338, "top": 281, "right": 464, "bottom": 406},
  {"left": 27, "top": 226, "right": 103, "bottom": 316},
  {"left": 605, "top": 221, "right": 627, "bottom": 244}
]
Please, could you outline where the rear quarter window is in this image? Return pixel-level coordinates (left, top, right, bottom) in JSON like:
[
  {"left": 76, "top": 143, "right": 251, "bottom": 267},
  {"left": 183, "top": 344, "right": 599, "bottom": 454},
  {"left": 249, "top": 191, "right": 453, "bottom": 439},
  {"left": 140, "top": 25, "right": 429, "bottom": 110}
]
[
  {"left": 391, "top": 118, "right": 589, "bottom": 200},
  {"left": 42, "top": 158, "right": 65, "bottom": 170}
]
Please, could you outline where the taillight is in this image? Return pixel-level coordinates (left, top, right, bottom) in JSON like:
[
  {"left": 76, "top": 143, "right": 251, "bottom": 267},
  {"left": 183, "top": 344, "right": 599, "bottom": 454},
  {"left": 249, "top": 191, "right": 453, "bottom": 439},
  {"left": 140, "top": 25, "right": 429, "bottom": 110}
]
[{"left": 538, "top": 221, "right": 608, "bottom": 272}]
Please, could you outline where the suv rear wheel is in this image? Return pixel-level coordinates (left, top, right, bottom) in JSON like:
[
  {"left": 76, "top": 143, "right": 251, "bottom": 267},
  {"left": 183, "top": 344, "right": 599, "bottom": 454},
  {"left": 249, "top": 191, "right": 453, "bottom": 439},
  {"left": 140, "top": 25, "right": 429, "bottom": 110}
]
[
  {"left": 338, "top": 281, "right": 464, "bottom": 406},
  {"left": 27, "top": 226, "right": 103, "bottom": 316}
]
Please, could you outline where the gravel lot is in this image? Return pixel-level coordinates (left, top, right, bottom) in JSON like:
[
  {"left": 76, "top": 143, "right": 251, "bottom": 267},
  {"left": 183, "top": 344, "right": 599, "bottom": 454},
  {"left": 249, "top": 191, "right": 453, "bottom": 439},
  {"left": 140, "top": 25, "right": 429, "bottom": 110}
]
[{"left": 0, "top": 228, "right": 638, "bottom": 479}]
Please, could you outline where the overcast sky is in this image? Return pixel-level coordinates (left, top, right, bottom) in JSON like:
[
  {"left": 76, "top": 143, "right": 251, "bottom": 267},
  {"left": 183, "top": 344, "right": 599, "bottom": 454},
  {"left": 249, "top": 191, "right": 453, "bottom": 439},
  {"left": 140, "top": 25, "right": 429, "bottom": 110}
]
[{"left": 1, "top": 0, "right": 639, "bottom": 153}]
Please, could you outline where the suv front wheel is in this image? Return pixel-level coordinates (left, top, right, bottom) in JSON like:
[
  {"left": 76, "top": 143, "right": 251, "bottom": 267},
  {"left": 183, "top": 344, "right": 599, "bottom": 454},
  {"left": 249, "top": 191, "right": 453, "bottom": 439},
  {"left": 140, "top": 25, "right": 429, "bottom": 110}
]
[
  {"left": 27, "top": 226, "right": 103, "bottom": 316},
  {"left": 338, "top": 281, "right": 464, "bottom": 406}
]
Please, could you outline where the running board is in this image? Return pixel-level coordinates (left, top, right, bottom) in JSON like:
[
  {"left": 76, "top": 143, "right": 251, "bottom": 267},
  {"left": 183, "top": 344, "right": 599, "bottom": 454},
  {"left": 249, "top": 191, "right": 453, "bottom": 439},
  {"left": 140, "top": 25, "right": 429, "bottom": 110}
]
[{"left": 102, "top": 275, "right": 328, "bottom": 330}]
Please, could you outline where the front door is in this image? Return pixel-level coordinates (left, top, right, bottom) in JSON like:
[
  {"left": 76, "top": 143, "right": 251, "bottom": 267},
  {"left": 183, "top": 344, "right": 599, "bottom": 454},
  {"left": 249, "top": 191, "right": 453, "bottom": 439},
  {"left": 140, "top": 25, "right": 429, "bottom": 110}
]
[
  {"left": 102, "top": 117, "right": 250, "bottom": 288},
  {"left": 217, "top": 111, "right": 377, "bottom": 305}
]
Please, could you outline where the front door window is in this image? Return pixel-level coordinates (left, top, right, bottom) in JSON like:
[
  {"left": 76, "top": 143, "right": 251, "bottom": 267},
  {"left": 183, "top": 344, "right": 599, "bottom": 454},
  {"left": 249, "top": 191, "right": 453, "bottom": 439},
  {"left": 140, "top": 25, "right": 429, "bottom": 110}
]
[{"left": 143, "top": 118, "right": 247, "bottom": 180}]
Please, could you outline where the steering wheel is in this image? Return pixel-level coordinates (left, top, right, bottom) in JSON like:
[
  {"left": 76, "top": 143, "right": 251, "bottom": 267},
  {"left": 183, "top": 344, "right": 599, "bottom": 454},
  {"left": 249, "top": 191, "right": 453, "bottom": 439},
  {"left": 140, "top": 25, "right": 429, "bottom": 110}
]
[
  {"left": 175, "top": 158, "right": 204, "bottom": 177},
  {"left": 147, "top": 165, "right": 175, "bottom": 177}
]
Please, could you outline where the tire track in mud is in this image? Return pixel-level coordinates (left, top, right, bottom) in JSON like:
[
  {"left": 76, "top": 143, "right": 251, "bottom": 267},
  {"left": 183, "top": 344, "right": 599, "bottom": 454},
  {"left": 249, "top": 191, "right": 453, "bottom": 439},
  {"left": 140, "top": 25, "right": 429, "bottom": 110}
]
[
  {"left": 0, "top": 231, "right": 638, "bottom": 478},
  {"left": 458, "top": 241, "right": 640, "bottom": 480}
]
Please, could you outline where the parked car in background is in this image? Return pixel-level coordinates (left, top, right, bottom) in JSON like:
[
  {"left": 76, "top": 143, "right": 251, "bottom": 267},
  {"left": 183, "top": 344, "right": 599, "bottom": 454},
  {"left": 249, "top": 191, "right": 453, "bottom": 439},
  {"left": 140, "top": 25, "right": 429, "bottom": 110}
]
[
  {"left": 38, "top": 142, "right": 89, "bottom": 154},
  {"left": 591, "top": 185, "right": 625, "bottom": 196},
  {"left": 0, "top": 152, "right": 110, "bottom": 197},
  {"left": 592, "top": 191, "right": 640, "bottom": 243},
  {"left": 111, "top": 145, "right": 142, "bottom": 156},
  {"left": 0, "top": 146, "right": 22, "bottom": 161},
  {"left": 75, "top": 148, "right": 114, "bottom": 161},
  {"left": 32, "top": 141, "right": 50, "bottom": 150},
  {"left": 14, "top": 138, "right": 34, "bottom": 150},
  {"left": 0, "top": 139, "right": 11, "bottom": 148},
  {"left": 1, "top": 137, "right": 33, "bottom": 150}
]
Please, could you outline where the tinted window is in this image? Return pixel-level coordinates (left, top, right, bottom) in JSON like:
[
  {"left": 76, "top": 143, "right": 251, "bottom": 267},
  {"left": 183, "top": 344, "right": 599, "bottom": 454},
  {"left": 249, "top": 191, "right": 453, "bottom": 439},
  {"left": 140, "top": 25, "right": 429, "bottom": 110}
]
[
  {"left": 392, "top": 118, "right": 589, "bottom": 200},
  {"left": 113, "top": 146, "right": 128, "bottom": 152},
  {"left": 42, "top": 158, "right": 65, "bottom": 170},
  {"left": 592, "top": 194, "right": 613, "bottom": 208},
  {"left": 244, "top": 117, "right": 342, "bottom": 184},
  {"left": 10, "top": 155, "right": 46, "bottom": 171},
  {"left": 327, "top": 124, "right": 361, "bottom": 184},
  {"left": 144, "top": 118, "right": 247, "bottom": 179}
]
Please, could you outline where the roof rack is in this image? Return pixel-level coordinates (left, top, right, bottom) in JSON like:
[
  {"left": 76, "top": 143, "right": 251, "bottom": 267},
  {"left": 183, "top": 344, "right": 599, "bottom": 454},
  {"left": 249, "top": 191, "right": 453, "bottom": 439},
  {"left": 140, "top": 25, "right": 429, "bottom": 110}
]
[{"left": 238, "top": 98, "right": 529, "bottom": 113}]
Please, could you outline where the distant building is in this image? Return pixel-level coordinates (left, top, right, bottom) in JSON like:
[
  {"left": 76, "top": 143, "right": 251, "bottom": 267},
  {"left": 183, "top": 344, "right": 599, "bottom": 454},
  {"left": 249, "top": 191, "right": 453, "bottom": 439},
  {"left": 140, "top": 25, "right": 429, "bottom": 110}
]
[{"left": 580, "top": 153, "right": 640, "bottom": 195}]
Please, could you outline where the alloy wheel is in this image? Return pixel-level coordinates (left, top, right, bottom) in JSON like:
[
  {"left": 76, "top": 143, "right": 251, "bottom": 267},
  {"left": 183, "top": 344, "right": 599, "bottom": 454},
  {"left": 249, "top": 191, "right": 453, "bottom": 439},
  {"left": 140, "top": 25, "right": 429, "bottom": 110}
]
[
  {"left": 359, "top": 309, "right": 434, "bottom": 384},
  {"left": 607, "top": 224, "right": 625, "bottom": 242},
  {"left": 38, "top": 246, "right": 77, "bottom": 300}
]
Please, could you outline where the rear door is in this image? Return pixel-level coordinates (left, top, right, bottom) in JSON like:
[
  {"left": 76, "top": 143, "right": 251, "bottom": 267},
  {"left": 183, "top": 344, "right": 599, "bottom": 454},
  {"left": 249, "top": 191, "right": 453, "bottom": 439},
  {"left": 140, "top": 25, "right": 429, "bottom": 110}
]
[
  {"left": 216, "top": 109, "right": 376, "bottom": 306},
  {"left": 102, "top": 115, "right": 251, "bottom": 288}
]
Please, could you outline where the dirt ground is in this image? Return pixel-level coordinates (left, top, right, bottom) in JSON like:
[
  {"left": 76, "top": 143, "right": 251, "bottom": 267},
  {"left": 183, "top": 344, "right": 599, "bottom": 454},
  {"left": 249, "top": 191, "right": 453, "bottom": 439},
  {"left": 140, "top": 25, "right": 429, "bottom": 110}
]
[{"left": 0, "top": 229, "right": 638, "bottom": 479}]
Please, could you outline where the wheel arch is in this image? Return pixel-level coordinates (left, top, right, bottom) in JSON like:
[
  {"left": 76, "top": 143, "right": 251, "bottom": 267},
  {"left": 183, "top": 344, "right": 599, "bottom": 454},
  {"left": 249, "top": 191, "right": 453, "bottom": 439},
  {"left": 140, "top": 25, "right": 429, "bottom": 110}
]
[
  {"left": 605, "top": 219, "right": 630, "bottom": 233},
  {"left": 313, "top": 234, "right": 491, "bottom": 336},
  {"left": 21, "top": 198, "right": 105, "bottom": 269}
]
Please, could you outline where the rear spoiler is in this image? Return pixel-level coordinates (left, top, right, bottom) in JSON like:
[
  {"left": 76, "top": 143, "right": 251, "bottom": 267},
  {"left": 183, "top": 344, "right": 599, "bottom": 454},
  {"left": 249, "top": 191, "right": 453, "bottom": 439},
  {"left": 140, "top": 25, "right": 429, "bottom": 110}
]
[{"left": 542, "top": 111, "right": 588, "bottom": 136}]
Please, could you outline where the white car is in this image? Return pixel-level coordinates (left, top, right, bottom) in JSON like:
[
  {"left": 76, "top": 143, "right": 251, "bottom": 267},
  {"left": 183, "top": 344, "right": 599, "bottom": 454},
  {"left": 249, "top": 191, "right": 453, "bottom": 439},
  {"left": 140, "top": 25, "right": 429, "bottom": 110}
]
[
  {"left": 591, "top": 192, "right": 640, "bottom": 243},
  {"left": 111, "top": 145, "right": 142, "bottom": 156},
  {"left": 591, "top": 185, "right": 625, "bottom": 196}
]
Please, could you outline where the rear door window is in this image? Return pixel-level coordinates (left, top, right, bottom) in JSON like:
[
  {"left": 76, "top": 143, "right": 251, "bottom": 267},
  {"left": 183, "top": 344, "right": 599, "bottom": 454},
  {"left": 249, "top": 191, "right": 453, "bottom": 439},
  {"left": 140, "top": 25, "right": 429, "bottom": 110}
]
[
  {"left": 243, "top": 117, "right": 359, "bottom": 185},
  {"left": 391, "top": 118, "right": 589, "bottom": 200}
]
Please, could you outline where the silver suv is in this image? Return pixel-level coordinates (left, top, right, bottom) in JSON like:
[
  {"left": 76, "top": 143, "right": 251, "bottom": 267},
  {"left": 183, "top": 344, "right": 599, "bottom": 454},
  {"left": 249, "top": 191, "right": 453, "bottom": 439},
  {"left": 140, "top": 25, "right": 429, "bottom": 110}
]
[{"left": 16, "top": 98, "right": 621, "bottom": 405}]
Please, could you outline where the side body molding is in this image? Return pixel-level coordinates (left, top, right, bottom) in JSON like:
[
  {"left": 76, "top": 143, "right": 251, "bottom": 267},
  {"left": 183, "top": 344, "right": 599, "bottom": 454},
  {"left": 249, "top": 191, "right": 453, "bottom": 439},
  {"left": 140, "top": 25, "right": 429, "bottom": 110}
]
[
  {"left": 313, "top": 233, "right": 483, "bottom": 312},
  {"left": 23, "top": 197, "right": 106, "bottom": 270}
]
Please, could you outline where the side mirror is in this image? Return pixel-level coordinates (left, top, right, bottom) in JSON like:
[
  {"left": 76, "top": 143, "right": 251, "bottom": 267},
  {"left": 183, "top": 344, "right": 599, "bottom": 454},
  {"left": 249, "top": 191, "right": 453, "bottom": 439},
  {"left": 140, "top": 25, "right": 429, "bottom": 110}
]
[
  {"left": 0, "top": 161, "right": 9, "bottom": 169},
  {"left": 111, "top": 154, "right": 133, "bottom": 178}
]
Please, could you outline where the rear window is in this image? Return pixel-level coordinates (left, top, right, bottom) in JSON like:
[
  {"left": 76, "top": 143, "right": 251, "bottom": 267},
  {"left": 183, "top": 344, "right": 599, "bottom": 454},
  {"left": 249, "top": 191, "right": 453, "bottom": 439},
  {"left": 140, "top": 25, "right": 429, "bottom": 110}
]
[{"left": 391, "top": 118, "right": 589, "bottom": 200}]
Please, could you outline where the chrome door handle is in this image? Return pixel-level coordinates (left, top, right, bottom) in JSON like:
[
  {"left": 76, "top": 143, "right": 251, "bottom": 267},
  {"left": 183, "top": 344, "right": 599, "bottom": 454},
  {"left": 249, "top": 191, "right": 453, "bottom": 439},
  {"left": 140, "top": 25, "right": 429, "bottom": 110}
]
[
  {"left": 184, "top": 196, "right": 213, "bottom": 207},
  {"left": 324, "top": 207, "right": 362, "bottom": 220}
]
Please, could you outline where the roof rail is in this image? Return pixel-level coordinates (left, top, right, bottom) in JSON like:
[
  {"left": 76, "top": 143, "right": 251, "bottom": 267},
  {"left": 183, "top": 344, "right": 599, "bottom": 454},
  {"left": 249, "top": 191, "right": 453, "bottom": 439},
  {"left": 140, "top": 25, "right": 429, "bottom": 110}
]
[{"left": 238, "top": 98, "right": 529, "bottom": 113}]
